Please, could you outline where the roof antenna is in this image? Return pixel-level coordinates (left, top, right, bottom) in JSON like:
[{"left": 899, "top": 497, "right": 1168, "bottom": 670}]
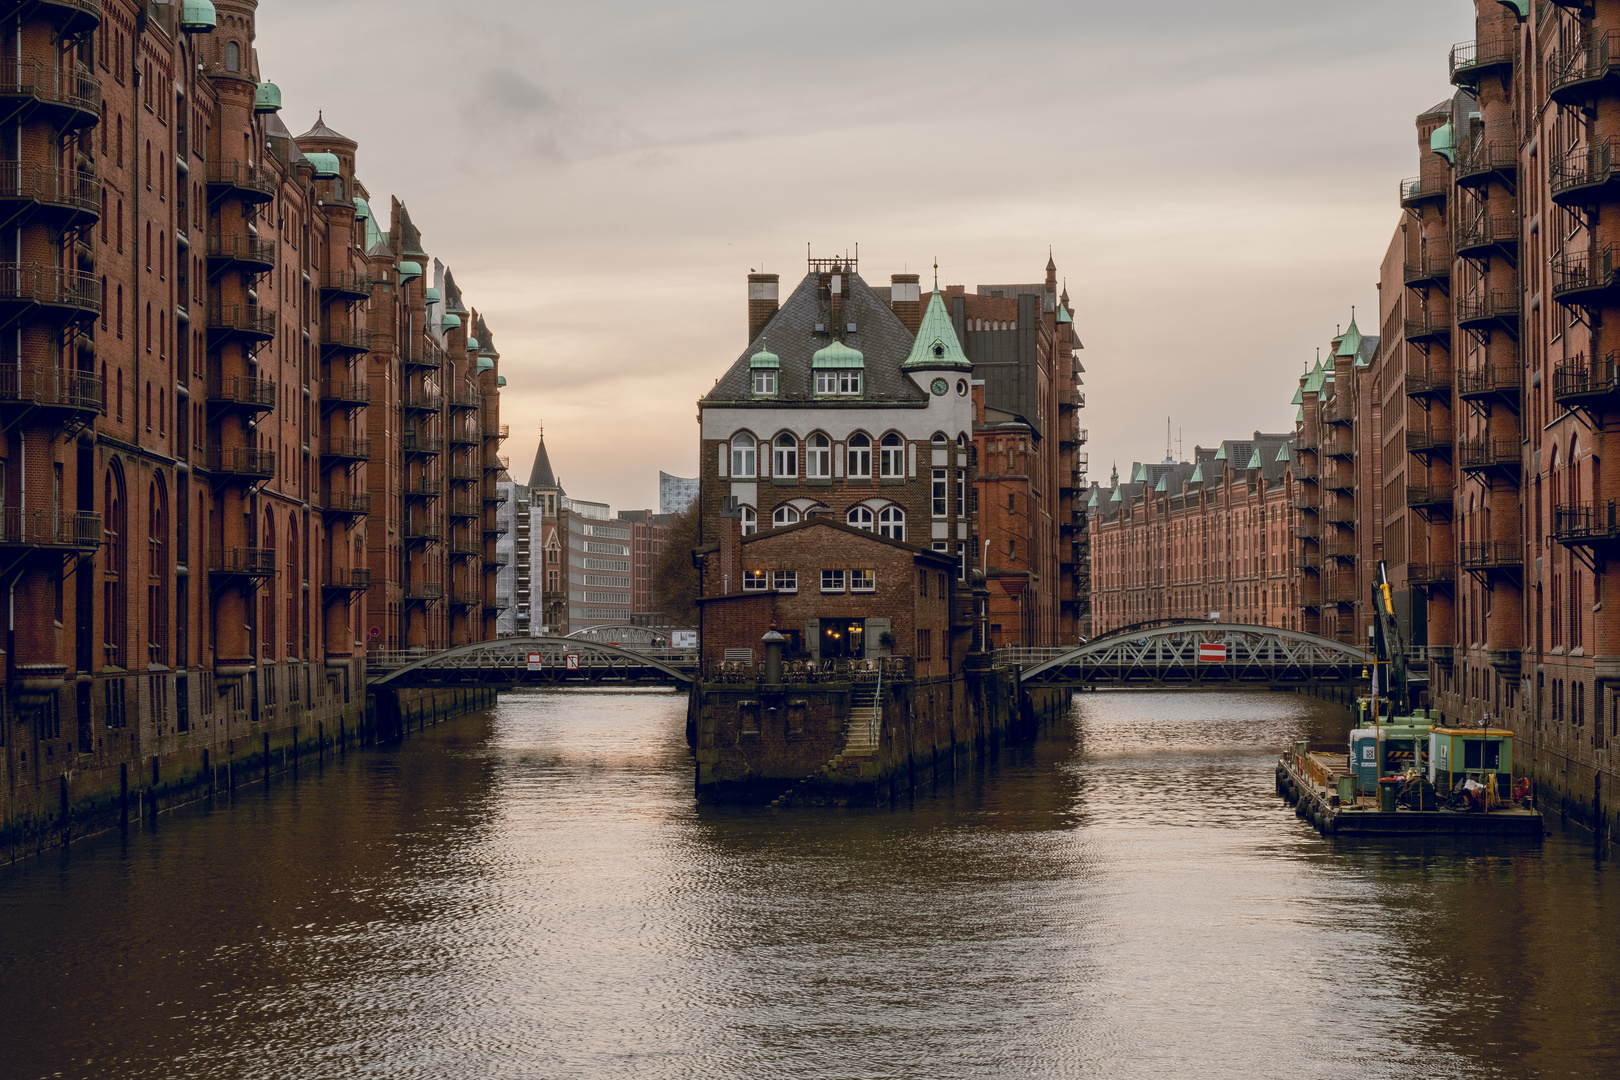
[{"left": 933, "top": 257, "right": 938, "bottom": 291}]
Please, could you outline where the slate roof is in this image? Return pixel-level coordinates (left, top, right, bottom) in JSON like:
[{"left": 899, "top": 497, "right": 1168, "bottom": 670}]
[
  {"left": 398, "top": 201, "right": 427, "bottom": 259},
  {"left": 702, "top": 271, "right": 926, "bottom": 405},
  {"left": 528, "top": 431, "right": 561, "bottom": 491},
  {"left": 298, "top": 112, "right": 355, "bottom": 145}
]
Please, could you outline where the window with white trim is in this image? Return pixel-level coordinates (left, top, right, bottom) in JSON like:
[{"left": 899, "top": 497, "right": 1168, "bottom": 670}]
[
  {"left": 847, "top": 505, "right": 873, "bottom": 531},
  {"left": 850, "top": 568, "right": 875, "bottom": 592},
  {"left": 821, "top": 568, "right": 846, "bottom": 593},
  {"left": 773, "top": 434, "right": 797, "bottom": 478},
  {"left": 771, "top": 570, "right": 797, "bottom": 592},
  {"left": 807, "top": 434, "right": 831, "bottom": 478},
  {"left": 932, "top": 469, "right": 948, "bottom": 517},
  {"left": 740, "top": 505, "right": 756, "bottom": 535},
  {"left": 878, "top": 505, "right": 905, "bottom": 541},
  {"left": 839, "top": 371, "right": 861, "bottom": 394},
  {"left": 879, "top": 433, "right": 904, "bottom": 478},
  {"left": 815, "top": 371, "right": 838, "bottom": 394},
  {"left": 742, "top": 569, "right": 769, "bottom": 591},
  {"left": 731, "top": 433, "right": 756, "bottom": 478},
  {"left": 956, "top": 474, "right": 966, "bottom": 517},
  {"left": 752, "top": 369, "right": 776, "bottom": 396},
  {"left": 772, "top": 505, "right": 800, "bottom": 527},
  {"left": 847, "top": 433, "right": 871, "bottom": 478}
]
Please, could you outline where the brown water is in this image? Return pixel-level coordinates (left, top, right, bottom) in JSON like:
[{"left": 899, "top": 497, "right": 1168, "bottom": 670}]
[{"left": 1, "top": 689, "right": 1614, "bottom": 1080}]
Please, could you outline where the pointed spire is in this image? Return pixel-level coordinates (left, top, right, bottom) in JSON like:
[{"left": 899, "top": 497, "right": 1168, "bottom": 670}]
[
  {"left": 902, "top": 289, "right": 971, "bottom": 370},
  {"left": 1335, "top": 306, "right": 1363, "bottom": 358},
  {"left": 528, "top": 424, "right": 561, "bottom": 491}
]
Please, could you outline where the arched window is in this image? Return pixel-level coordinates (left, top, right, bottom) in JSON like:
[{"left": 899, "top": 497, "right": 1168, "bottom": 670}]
[
  {"left": 878, "top": 505, "right": 905, "bottom": 541},
  {"left": 262, "top": 509, "right": 276, "bottom": 653},
  {"left": 740, "top": 505, "right": 757, "bottom": 536},
  {"left": 879, "top": 433, "right": 904, "bottom": 478},
  {"left": 806, "top": 433, "right": 831, "bottom": 478},
  {"left": 286, "top": 528, "right": 299, "bottom": 656},
  {"left": 334, "top": 175, "right": 345, "bottom": 200},
  {"left": 847, "top": 433, "right": 872, "bottom": 479},
  {"left": 730, "top": 433, "right": 756, "bottom": 478},
  {"left": 773, "top": 505, "right": 801, "bottom": 527},
  {"left": 773, "top": 433, "right": 798, "bottom": 478},
  {"left": 226, "top": 41, "right": 241, "bottom": 72},
  {"left": 847, "top": 505, "right": 874, "bottom": 531}
]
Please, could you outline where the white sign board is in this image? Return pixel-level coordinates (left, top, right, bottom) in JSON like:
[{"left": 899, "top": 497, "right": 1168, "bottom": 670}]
[
  {"left": 671, "top": 631, "right": 698, "bottom": 649},
  {"left": 526, "top": 652, "right": 543, "bottom": 671},
  {"left": 565, "top": 653, "right": 581, "bottom": 671}
]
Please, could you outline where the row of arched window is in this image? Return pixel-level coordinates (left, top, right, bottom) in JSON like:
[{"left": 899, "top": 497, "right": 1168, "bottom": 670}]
[
  {"left": 741, "top": 502, "right": 906, "bottom": 541},
  {"left": 728, "top": 430, "right": 966, "bottom": 480}
]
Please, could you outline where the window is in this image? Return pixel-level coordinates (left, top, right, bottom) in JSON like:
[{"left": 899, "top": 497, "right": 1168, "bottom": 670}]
[
  {"left": 917, "top": 629, "right": 933, "bottom": 660},
  {"left": 743, "top": 568, "right": 769, "bottom": 591},
  {"left": 932, "top": 469, "right": 948, "bottom": 517},
  {"left": 850, "top": 569, "right": 875, "bottom": 592},
  {"left": 919, "top": 569, "right": 928, "bottom": 597},
  {"left": 839, "top": 371, "right": 862, "bottom": 394},
  {"left": 821, "top": 569, "right": 846, "bottom": 593},
  {"left": 880, "top": 434, "right": 904, "bottom": 478},
  {"left": 226, "top": 41, "right": 240, "bottom": 71},
  {"left": 956, "top": 475, "right": 966, "bottom": 517},
  {"left": 878, "top": 505, "right": 905, "bottom": 541},
  {"left": 806, "top": 434, "right": 831, "bottom": 478},
  {"left": 771, "top": 570, "right": 798, "bottom": 592},
  {"left": 772, "top": 505, "right": 800, "bottom": 527},
  {"left": 847, "top": 433, "right": 872, "bottom": 478},
  {"left": 847, "top": 505, "right": 873, "bottom": 531},
  {"left": 752, "top": 369, "right": 776, "bottom": 396},
  {"left": 730, "top": 433, "right": 756, "bottom": 477},
  {"left": 815, "top": 371, "right": 838, "bottom": 394},
  {"left": 740, "top": 505, "right": 756, "bottom": 535},
  {"left": 773, "top": 434, "right": 797, "bottom": 478}
]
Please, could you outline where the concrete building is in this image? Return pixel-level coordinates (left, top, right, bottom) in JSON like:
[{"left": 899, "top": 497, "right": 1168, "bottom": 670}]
[{"left": 1, "top": 0, "right": 503, "bottom": 847}]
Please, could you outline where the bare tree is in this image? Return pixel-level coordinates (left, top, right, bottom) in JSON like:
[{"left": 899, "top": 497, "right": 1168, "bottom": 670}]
[{"left": 651, "top": 503, "right": 700, "bottom": 627}]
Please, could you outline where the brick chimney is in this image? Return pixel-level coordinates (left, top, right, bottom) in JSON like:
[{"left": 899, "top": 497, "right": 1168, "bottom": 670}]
[
  {"left": 891, "top": 273, "right": 921, "bottom": 334},
  {"left": 747, "top": 273, "right": 779, "bottom": 346}
]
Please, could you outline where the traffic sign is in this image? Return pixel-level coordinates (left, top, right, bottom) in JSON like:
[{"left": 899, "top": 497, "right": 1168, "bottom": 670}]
[
  {"left": 1198, "top": 643, "right": 1227, "bottom": 664},
  {"left": 565, "top": 653, "right": 580, "bottom": 671},
  {"left": 526, "top": 652, "right": 544, "bottom": 671}
]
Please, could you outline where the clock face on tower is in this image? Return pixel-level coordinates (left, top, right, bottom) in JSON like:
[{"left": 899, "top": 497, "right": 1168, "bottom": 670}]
[{"left": 931, "top": 378, "right": 949, "bottom": 396}]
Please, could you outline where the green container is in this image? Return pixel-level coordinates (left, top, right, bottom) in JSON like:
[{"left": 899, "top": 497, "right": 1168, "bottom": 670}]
[{"left": 1377, "top": 777, "right": 1399, "bottom": 813}]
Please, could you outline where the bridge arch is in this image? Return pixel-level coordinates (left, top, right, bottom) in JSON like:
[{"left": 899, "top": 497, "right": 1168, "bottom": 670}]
[
  {"left": 368, "top": 635, "right": 693, "bottom": 688},
  {"left": 1013, "top": 622, "right": 1371, "bottom": 688}
]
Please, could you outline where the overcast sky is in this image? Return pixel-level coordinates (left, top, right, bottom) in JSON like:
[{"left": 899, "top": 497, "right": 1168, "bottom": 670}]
[{"left": 255, "top": 0, "right": 1467, "bottom": 509}]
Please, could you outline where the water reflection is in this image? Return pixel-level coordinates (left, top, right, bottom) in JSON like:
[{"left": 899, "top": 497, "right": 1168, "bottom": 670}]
[{"left": 0, "top": 688, "right": 1613, "bottom": 1079}]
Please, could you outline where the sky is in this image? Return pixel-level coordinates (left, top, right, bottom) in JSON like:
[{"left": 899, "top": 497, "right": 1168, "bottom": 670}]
[{"left": 253, "top": 0, "right": 1470, "bottom": 509}]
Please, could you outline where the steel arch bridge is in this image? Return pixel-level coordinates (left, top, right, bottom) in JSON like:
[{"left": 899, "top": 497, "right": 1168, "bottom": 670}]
[
  {"left": 1002, "top": 622, "right": 1371, "bottom": 689},
  {"left": 367, "top": 636, "right": 695, "bottom": 689}
]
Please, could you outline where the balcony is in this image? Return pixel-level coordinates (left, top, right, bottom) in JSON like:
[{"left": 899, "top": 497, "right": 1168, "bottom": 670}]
[
  {"left": 0, "top": 365, "right": 102, "bottom": 418},
  {"left": 451, "top": 590, "right": 483, "bottom": 609},
  {"left": 1456, "top": 365, "right": 1521, "bottom": 408},
  {"left": 1407, "top": 562, "right": 1457, "bottom": 589},
  {"left": 1403, "top": 249, "right": 1452, "bottom": 292},
  {"left": 1553, "top": 501, "right": 1620, "bottom": 547},
  {"left": 1407, "top": 427, "right": 1453, "bottom": 459},
  {"left": 401, "top": 344, "right": 443, "bottom": 370},
  {"left": 204, "top": 160, "right": 277, "bottom": 204},
  {"left": 322, "top": 567, "right": 371, "bottom": 594},
  {"left": 206, "top": 234, "right": 276, "bottom": 274},
  {"left": 1459, "top": 540, "right": 1523, "bottom": 573},
  {"left": 35, "top": 0, "right": 102, "bottom": 37},
  {"left": 449, "top": 462, "right": 479, "bottom": 482},
  {"left": 0, "top": 263, "right": 99, "bottom": 321},
  {"left": 1399, "top": 175, "right": 1446, "bottom": 211},
  {"left": 1405, "top": 485, "right": 1454, "bottom": 516},
  {"left": 491, "top": 424, "right": 510, "bottom": 442},
  {"left": 210, "top": 547, "right": 276, "bottom": 577},
  {"left": 320, "top": 271, "right": 372, "bottom": 304},
  {"left": 1323, "top": 433, "right": 1355, "bottom": 459},
  {"left": 1322, "top": 538, "right": 1358, "bottom": 561},
  {"left": 449, "top": 534, "right": 479, "bottom": 556},
  {"left": 405, "top": 479, "right": 443, "bottom": 500},
  {"left": 1322, "top": 579, "right": 1358, "bottom": 606},
  {"left": 1404, "top": 368, "right": 1452, "bottom": 402},
  {"left": 1291, "top": 522, "right": 1321, "bottom": 540},
  {"left": 1553, "top": 353, "right": 1620, "bottom": 410},
  {"left": 449, "top": 425, "right": 479, "bottom": 446},
  {"left": 447, "top": 387, "right": 481, "bottom": 410},
  {"left": 206, "top": 447, "right": 276, "bottom": 481},
  {"left": 403, "top": 580, "right": 443, "bottom": 603},
  {"left": 1455, "top": 133, "right": 1518, "bottom": 192},
  {"left": 483, "top": 519, "right": 510, "bottom": 537},
  {"left": 448, "top": 497, "right": 480, "bottom": 519},
  {"left": 322, "top": 436, "right": 371, "bottom": 463},
  {"left": 320, "top": 380, "right": 371, "bottom": 409},
  {"left": 1322, "top": 399, "right": 1354, "bottom": 427},
  {"left": 1552, "top": 245, "right": 1620, "bottom": 307},
  {"left": 403, "top": 521, "right": 441, "bottom": 544},
  {"left": 1404, "top": 311, "right": 1452, "bottom": 346},
  {"left": 0, "top": 60, "right": 99, "bottom": 131},
  {"left": 1551, "top": 137, "right": 1620, "bottom": 208},
  {"left": 1456, "top": 289, "right": 1519, "bottom": 335},
  {"left": 1455, "top": 213, "right": 1518, "bottom": 263},
  {"left": 0, "top": 508, "right": 102, "bottom": 553},
  {"left": 324, "top": 490, "right": 371, "bottom": 517},
  {"left": 206, "top": 303, "right": 275, "bottom": 343},
  {"left": 205, "top": 374, "right": 276, "bottom": 415},
  {"left": 402, "top": 432, "right": 442, "bottom": 456},
  {"left": 1458, "top": 436, "right": 1521, "bottom": 480},
  {"left": 1324, "top": 470, "right": 1356, "bottom": 495},
  {"left": 403, "top": 391, "right": 442, "bottom": 414},
  {"left": 1322, "top": 504, "right": 1356, "bottom": 525},
  {"left": 321, "top": 325, "right": 371, "bottom": 357},
  {"left": 0, "top": 164, "right": 99, "bottom": 229},
  {"left": 1450, "top": 36, "right": 1514, "bottom": 89},
  {"left": 1290, "top": 492, "right": 1320, "bottom": 511},
  {"left": 484, "top": 488, "right": 509, "bottom": 505},
  {"left": 1549, "top": 31, "right": 1620, "bottom": 109}
]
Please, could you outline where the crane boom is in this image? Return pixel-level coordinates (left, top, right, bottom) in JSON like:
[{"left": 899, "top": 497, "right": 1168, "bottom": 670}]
[{"left": 1370, "top": 560, "right": 1409, "bottom": 714}]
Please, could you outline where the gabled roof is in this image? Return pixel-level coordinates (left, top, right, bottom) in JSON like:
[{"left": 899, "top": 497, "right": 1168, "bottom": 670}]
[
  {"left": 713, "top": 517, "right": 956, "bottom": 565},
  {"left": 903, "top": 290, "right": 971, "bottom": 371},
  {"left": 702, "top": 271, "right": 925, "bottom": 405},
  {"left": 1335, "top": 310, "right": 1363, "bottom": 359},
  {"left": 398, "top": 201, "right": 427, "bottom": 259},
  {"left": 298, "top": 111, "right": 355, "bottom": 145},
  {"left": 528, "top": 430, "right": 561, "bottom": 491}
]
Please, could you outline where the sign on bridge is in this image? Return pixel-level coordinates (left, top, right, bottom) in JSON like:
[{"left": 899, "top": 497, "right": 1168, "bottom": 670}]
[{"left": 1198, "top": 643, "right": 1227, "bottom": 664}]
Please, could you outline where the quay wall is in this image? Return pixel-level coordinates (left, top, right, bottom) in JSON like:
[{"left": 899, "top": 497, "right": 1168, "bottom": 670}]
[
  {"left": 2, "top": 677, "right": 495, "bottom": 865},
  {"left": 692, "top": 659, "right": 1069, "bottom": 805}
]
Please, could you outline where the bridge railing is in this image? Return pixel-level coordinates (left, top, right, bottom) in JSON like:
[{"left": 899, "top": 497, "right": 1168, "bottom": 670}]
[
  {"left": 701, "top": 656, "right": 913, "bottom": 684},
  {"left": 994, "top": 646, "right": 1073, "bottom": 668}
]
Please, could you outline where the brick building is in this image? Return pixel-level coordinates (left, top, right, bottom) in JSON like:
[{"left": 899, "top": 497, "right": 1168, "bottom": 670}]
[
  {"left": 1089, "top": 434, "right": 1301, "bottom": 635},
  {"left": 2, "top": 0, "right": 503, "bottom": 835}
]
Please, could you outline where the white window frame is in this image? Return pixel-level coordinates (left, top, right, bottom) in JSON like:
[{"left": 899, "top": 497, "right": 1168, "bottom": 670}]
[
  {"left": 815, "top": 371, "right": 838, "bottom": 395},
  {"left": 839, "top": 371, "right": 862, "bottom": 395},
  {"left": 821, "top": 568, "right": 846, "bottom": 593},
  {"left": 878, "top": 505, "right": 905, "bottom": 541},
  {"left": 742, "top": 568, "right": 769, "bottom": 591},
  {"left": 773, "top": 434, "right": 798, "bottom": 478},
  {"left": 752, "top": 369, "right": 777, "bottom": 396},
  {"left": 740, "top": 505, "right": 756, "bottom": 536},
  {"left": 850, "top": 568, "right": 875, "bottom": 593},
  {"left": 932, "top": 469, "right": 948, "bottom": 518},
  {"left": 731, "top": 433, "right": 756, "bottom": 478},
  {"left": 806, "top": 434, "right": 831, "bottom": 478},
  {"left": 847, "top": 505, "right": 873, "bottom": 531},
  {"left": 772, "top": 505, "right": 800, "bottom": 527},
  {"left": 956, "top": 474, "right": 966, "bottom": 517},
  {"left": 771, "top": 570, "right": 798, "bottom": 592},
  {"left": 847, "top": 434, "right": 872, "bottom": 479},
  {"left": 879, "top": 435, "right": 904, "bottom": 479}
]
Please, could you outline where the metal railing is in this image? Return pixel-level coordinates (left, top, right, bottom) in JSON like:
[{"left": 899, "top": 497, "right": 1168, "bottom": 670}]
[
  {"left": 0, "top": 263, "right": 100, "bottom": 313},
  {"left": 1405, "top": 369, "right": 1452, "bottom": 397},
  {"left": 1405, "top": 485, "right": 1453, "bottom": 511},
  {"left": 323, "top": 436, "right": 371, "bottom": 461},
  {"left": 0, "top": 60, "right": 99, "bottom": 119},
  {"left": 210, "top": 547, "right": 276, "bottom": 575},
  {"left": 1458, "top": 437, "right": 1520, "bottom": 471},
  {"left": 322, "top": 325, "right": 371, "bottom": 352},
  {"left": 1457, "top": 288, "right": 1519, "bottom": 324},
  {"left": 206, "top": 447, "right": 276, "bottom": 479},
  {"left": 402, "top": 432, "right": 442, "bottom": 455},
  {"left": 323, "top": 567, "right": 371, "bottom": 591},
  {"left": 320, "top": 380, "right": 371, "bottom": 407},
  {"left": 1406, "top": 427, "right": 1453, "bottom": 454},
  {"left": 403, "top": 391, "right": 442, "bottom": 412},
  {"left": 206, "top": 374, "right": 276, "bottom": 410},
  {"left": 448, "top": 497, "right": 480, "bottom": 518},
  {"left": 1459, "top": 540, "right": 1522, "bottom": 569},
  {"left": 204, "top": 160, "right": 277, "bottom": 199},
  {"left": 403, "top": 521, "right": 442, "bottom": 542},
  {"left": 1549, "top": 30, "right": 1620, "bottom": 100},
  {"left": 0, "top": 365, "right": 102, "bottom": 411},
  {"left": 1450, "top": 37, "right": 1515, "bottom": 82},
  {"left": 404, "top": 581, "right": 444, "bottom": 601},
  {"left": 0, "top": 163, "right": 100, "bottom": 217},
  {"left": 206, "top": 234, "right": 276, "bottom": 268},
  {"left": 405, "top": 479, "right": 443, "bottom": 498},
  {"left": 1456, "top": 365, "right": 1522, "bottom": 398},
  {"left": 0, "top": 508, "right": 101, "bottom": 551},
  {"left": 1553, "top": 353, "right": 1620, "bottom": 403},
  {"left": 1404, "top": 312, "right": 1451, "bottom": 341},
  {"left": 1553, "top": 501, "right": 1620, "bottom": 544},
  {"left": 449, "top": 425, "right": 480, "bottom": 445},
  {"left": 324, "top": 491, "right": 371, "bottom": 515},
  {"left": 1552, "top": 137, "right": 1620, "bottom": 201},
  {"left": 1407, "top": 563, "right": 1457, "bottom": 587},
  {"left": 207, "top": 302, "right": 276, "bottom": 337},
  {"left": 1403, "top": 251, "right": 1452, "bottom": 285},
  {"left": 320, "top": 271, "right": 372, "bottom": 297},
  {"left": 1456, "top": 213, "right": 1518, "bottom": 255}
]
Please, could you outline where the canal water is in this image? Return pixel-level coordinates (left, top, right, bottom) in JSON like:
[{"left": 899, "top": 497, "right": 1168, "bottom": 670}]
[{"left": 2, "top": 689, "right": 1615, "bottom": 1079}]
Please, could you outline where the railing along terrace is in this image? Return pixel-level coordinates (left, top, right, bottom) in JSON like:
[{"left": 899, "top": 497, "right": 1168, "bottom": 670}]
[
  {"left": 1406, "top": 563, "right": 1457, "bottom": 587},
  {"left": 1407, "top": 427, "right": 1454, "bottom": 453},
  {"left": 1405, "top": 369, "right": 1453, "bottom": 397},
  {"left": 0, "top": 59, "right": 99, "bottom": 118},
  {"left": 0, "top": 364, "right": 101, "bottom": 410},
  {"left": 1459, "top": 540, "right": 1523, "bottom": 569},
  {"left": 1553, "top": 353, "right": 1620, "bottom": 402},
  {"left": 1551, "top": 136, "right": 1620, "bottom": 200},
  {"left": 1554, "top": 501, "right": 1620, "bottom": 544},
  {"left": 0, "top": 508, "right": 102, "bottom": 550},
  {"left": 1450, "top": 36, "right": 1515, "bottom": 83},
  {"left": 1549, "top": 30, "right": 1620, "bottom": 101},
  {"left": 0, "top": 263, "right": 100, "bottom": 313},
  {"left": 1458, "top": 437, "right": 1520, "bottom": 470},
  {"left": 703, "top": 655, "right": 913, "bottom": 684},
  {"left": 0, "top": 163, "right": 100, "bottom": 216},
  {"left": 1458, "top": 288, "right": 1519, "bottom": 323},
  {"left": 1456, "top": 213, "right": 1518, "bottom": 254},
  {"left": 1456, "top": 365, "right": 1522, "bottom": 397},
  {"left": 1405, "top": 485, "right": 1454, "bottom": 511}
]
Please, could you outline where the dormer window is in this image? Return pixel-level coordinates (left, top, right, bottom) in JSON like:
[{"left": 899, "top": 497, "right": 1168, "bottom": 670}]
[{"left": 753, "top": 369, "right": 776, "bottom": 395}]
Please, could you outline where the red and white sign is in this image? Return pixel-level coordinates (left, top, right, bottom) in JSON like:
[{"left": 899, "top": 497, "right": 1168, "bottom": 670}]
[
  {"left": 526, "top": 652, "right": 544, "bottom": 671},
  {"left": 565, "top": 653, "right": 581, "bottom": 671},
  {"left": 1198, "top": 643, "right": 1227, "bottom": 664}
]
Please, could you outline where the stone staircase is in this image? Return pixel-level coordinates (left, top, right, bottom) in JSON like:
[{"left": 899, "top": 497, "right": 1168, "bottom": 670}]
[{"left": 770, "top": 683, "right": 881, "bottom": 807}]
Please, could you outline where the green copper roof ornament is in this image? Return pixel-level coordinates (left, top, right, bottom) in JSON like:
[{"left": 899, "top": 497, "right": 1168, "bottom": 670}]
[
  {"left": 1189, "top": 463, "right": 1205, "bottom": 484},
  {"left": 1132, "top": 463, "right": 1148, "bottom": 483},
  {"left": 1088, "top": 489, "right": 1099, "bottom": 508},
  {"left": 1497, "top": 0, "right": 1528, "bottom": 16},
  {"left": 1154, "top": 474, "right": 1168, "bottom": 493},
  {"left": 812, "top": 340, "right": 864, "bottom": 369},
  {"left": 1245, "top": 450, "right": 1262, "bottom": 470},
  {"left": 1214, "top": 445, "right": 1227, "bottom": 461},
  {"left": 1292, "top": 384, "right": 1303, "bottom": 405},
  {"left": 397, "top": 260, "right": 422, "bottom": 284},
  {"left": 1430, "top": 120, "right": 1456, "bottom": 164},
  {"left": 254, "top": 82, "right": 282, "bottom": 113},
  {"left": 441, "top": 313, "right": 462, "bottom": 331},
  {"left": 1335, "top": 308, "right": 1362, "bottom": 358},
  {"left": 1276, "top": 444, "right": 1290, "bottom": 462},
  {"left": 750, "top": 349, "right": 780, "bottom": 369},
  {"left": 902, "top": 289, "right": 972, "bottom": 370},
  {"left": 477, "top": 356, "right": 494, "bottom": 373},
  {"left": 1296, "top": 405, "right": 1305, "bottom": 423},
  {"left": 179, "top": 0, "right": 216, "bottom": 32},
  {"left": 466, "top": 338, "right": 480, "bottom": 351},
  {"left": 304, "top": 152, "right": 341, "bottom": 177},
  {"left": 424, "top": 287, "right": 441, "bottom": 305},
  {"left": 352, "top": 196, "right": 371, "bottom": 220},
  {"left": 496, "top": 375, "right": 507, "bottom": 387},
  {"left": 1056, "top": 304, "right": 1073, "bottom": 325},
  {"left": 1110, "top": 486, "right": 1123, "bottom": 504}
]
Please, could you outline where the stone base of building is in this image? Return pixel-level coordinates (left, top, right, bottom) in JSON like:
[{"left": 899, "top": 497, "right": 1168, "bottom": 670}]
[
  {"left": 1, "top": 667, "right": 497, "bottom": 865},
  {"left": 691, "top": 658, "right": 1069, "bottom": 805}
]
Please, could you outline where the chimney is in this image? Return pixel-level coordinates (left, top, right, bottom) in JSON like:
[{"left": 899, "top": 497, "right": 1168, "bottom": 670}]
[
  {"left": 891, "top": 273, "right": 921, "bottom": 334},
  {"left": 747, "top": 273, "right": 779, "bottom": 346},
  {"left": 829, "top": 272, "right": 843, "bottom": 333}
]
